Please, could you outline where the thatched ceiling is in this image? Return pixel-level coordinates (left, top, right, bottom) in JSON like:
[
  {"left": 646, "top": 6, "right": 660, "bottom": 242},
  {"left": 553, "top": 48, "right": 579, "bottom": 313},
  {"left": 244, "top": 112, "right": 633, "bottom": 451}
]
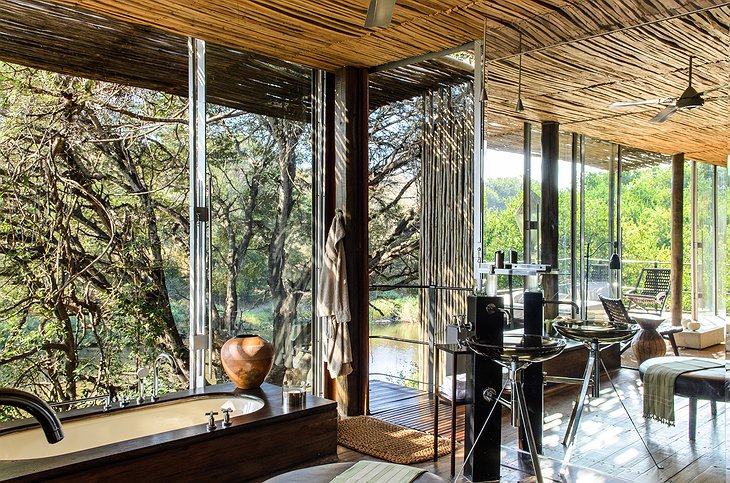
[
  {"left": 44, "top": 0, "right": 722, "bottom": 72},
  {"left": 0, "top": 0, "right": 471, "bottom": 120},
  {"left": 484, "top": 5, "right": 729, "bottom": 167},
  {"left": 1, "top": 0, "right": 727, "bottom": 165}
]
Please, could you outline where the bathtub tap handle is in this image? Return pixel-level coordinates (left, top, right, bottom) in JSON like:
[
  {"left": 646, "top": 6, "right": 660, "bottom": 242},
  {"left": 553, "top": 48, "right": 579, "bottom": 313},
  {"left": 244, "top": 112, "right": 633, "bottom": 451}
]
[
  {"left": 119, "top": 394, "right": 129, "bottom": 408},
  {"left": 136, "top": 367, "right": 149, "bottom": 404},
  {"left": 221, "top": 408, "right": 233, "bottom": 427},
  {"left": 206, "top": 411, "right": 218, "bottom": 431}
]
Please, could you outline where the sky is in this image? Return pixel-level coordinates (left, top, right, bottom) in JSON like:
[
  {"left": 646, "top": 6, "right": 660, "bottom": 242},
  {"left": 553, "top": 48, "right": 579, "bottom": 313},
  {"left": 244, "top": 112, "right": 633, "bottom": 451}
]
[{"left": 484, "top": 149, "right": 578, "bottom": 189}]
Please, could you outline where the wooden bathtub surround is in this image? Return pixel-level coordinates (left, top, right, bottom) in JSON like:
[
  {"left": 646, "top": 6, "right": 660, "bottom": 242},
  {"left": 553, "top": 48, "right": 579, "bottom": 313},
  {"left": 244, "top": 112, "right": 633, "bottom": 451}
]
[{"left": 0, "top": 383, "right": 337, "bottom": 482}]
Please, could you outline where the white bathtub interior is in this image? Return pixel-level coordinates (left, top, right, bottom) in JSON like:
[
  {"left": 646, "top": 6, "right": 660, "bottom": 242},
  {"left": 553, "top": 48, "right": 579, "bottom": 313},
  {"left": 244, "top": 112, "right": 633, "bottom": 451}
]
[{"left": 0, "top": 394, "right": 264, "bottom": 460}]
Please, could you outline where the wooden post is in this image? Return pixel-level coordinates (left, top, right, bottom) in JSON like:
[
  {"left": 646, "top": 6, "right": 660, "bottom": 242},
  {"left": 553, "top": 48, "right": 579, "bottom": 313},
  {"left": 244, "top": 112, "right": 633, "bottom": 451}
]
[
  {"left": 541, "top": 122, "right": 559, "bottom": 319},
  {"left": 670, "top": 153, "right": 684, "bottom": 326},
  {"left": 318, "top": 71, "right": 337, "bottom": 402},
  {"left": 333, "top": 66, "right": 369, "bottom": 416}
]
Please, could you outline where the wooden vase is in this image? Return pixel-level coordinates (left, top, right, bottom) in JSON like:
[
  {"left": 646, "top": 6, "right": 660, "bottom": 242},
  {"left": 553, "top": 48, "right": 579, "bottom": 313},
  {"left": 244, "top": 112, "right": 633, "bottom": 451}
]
[
  {"left": 221, "top": 334, "right": 274, "bottom": 389},
  {"left": 630, "top": 317, "right": 666, "bottom": 365}
]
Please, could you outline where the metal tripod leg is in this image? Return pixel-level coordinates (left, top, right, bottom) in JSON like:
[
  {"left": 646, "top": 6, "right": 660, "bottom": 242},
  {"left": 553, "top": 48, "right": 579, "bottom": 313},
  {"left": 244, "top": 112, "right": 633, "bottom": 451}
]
[
  {"left": 562, "top": 347, "right": 595, "bottom": 449},
  {"left": 515, "top": 377, "right": 543, "bottom": 483},
  {"left": 599, "top": 358, "right": 663, "bottom": 469}
]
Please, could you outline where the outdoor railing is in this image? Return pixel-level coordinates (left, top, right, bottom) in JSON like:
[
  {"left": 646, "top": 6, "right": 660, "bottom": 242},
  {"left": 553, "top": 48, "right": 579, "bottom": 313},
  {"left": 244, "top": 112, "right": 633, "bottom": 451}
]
[{"left": 369, "top": 284, "right": 472, "bottom": 394}]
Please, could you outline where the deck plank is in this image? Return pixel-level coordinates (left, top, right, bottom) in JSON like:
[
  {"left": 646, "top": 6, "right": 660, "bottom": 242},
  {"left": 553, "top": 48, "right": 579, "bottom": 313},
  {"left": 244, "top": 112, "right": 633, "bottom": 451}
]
[{"left": 365, "top": 364, "right": 726, "bottom": 482}]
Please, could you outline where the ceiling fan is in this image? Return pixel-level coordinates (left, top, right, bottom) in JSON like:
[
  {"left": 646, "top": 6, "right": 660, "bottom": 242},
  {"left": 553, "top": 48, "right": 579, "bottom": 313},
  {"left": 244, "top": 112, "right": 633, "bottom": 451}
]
[
  {"left": 608, "top": 56, "right": 728, "bottom": 124},
  {"left": 364, "top": 0, "right": 396, "bottom": 28}
]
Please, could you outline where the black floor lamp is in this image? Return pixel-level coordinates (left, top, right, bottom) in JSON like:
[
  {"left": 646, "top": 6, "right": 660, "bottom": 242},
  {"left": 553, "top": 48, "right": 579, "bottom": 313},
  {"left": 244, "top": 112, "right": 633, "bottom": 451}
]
[{"left": 582, "top": 241, "right": 621, "bottom": 319}]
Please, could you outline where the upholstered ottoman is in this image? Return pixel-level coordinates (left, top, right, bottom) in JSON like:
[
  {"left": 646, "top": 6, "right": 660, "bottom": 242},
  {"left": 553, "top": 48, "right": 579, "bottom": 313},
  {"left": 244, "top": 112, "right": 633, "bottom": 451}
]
[{"left": 639, "top": 356, "right": 728, "bottom": 439}]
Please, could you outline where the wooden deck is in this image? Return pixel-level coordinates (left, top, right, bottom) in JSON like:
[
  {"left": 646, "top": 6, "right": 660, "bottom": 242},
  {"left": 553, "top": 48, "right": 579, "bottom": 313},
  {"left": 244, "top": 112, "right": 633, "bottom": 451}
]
[{"left": 360, "top": 351, "right": 727, "bottom": 482}]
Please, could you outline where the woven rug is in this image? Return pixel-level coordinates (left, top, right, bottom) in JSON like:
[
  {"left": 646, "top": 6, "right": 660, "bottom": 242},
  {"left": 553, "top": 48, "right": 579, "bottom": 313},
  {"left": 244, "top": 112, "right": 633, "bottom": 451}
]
[{"left": 337, "top": 416, "right": 451, "bottom": 464}]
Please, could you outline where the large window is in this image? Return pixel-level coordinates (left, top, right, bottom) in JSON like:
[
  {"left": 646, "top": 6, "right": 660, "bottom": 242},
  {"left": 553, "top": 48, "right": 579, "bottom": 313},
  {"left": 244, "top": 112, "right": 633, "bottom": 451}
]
[
  {"left": 0, "top": 44, "right": 315, "bottom": 418},
  {"left": 696, "top": 163, "right": 718, "bottom": 319},
  {"left": 0, "top": 63, "right": 190, "bottom": 410},
  {"left": 207, "top": 107, "right": 313, "bottom": 386},
  {"left": 619, "top": 154, "right": 673, "bottom": 307}
]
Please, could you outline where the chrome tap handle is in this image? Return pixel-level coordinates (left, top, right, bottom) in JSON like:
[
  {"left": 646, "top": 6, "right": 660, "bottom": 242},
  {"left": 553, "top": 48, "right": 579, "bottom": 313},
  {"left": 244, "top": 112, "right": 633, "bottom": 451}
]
[
  {"left": 103, "top": 394, "right": 112, "bottom": 411},
  {"left": 486, "top": 304, "right": 511, "bottom": 326},
  {"left": 453, "top": 314, "right": 472, "bottom": 331},
  {"left": 119, "top": 394, "right": 129, "bottom": 407},
  {"left": 136, "top": 367, "right": 149, "bottom": 404},
  {"left": 205, "top": 411, "right": 218, "bottom": 431},
  {"left": 221, "top": 408, "right": 233, "bottom": 427}
]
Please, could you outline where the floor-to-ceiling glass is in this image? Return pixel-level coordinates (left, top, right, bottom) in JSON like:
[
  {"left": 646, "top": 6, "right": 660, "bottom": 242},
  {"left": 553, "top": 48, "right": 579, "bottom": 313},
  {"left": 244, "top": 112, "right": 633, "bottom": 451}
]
[
  {"left": 0, "top": 62, "right": 190, "bottom": 411},
  {"left": 204, "top": 45, "right": 313, "bottom": 387},
  {"left": 618, "top": 150, "right": 672, "bottom": 314},
  {"left": 696, "top": 162, "right": 716, "bottom": 320},
  {"left": 581, "top": 137, "right": 614, "bottom": 318}
]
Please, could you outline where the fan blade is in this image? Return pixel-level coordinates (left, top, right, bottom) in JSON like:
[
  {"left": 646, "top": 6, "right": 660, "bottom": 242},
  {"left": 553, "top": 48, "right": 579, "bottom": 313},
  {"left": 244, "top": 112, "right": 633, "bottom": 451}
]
[
  {"left": 699, "top": 85, "right": 730, "bottom": 96},
  {"left": 650, "top": 105, "right": 678, "bottom": 124},
  {"left": 609, "top": 98, "right": 673, "bottom": 108},
  {"left": 365, "top": 0, "right": 395, "bottom": 28}
]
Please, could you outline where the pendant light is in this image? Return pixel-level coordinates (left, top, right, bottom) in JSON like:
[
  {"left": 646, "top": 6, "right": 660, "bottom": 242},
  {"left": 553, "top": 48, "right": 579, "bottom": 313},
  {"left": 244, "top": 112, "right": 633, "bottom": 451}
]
[{"left": 515, "top": 30, "right": 524, "bottom": 112}]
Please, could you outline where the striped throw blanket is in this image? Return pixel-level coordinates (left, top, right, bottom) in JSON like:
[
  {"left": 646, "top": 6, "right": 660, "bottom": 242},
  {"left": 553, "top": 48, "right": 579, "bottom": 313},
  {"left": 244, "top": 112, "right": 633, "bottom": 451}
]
[
  {"left": 643, "top": 358, "right": 723, "bottom": 425},
  {"left": 330, "top": 461, "right": 427, "bottom": 483}
]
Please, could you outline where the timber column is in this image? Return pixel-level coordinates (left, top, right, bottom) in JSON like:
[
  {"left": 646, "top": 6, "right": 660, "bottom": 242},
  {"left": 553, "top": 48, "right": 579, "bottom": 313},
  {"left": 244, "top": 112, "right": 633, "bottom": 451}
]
[
  {"left": 332, "top": 66, "right": 369, "bottom": 415},
  {"left": 541, "top": 121, "right": 559, "bottom": 318},
  {"left": 670, "top": 153, "right": 684, "bottom": 326}
]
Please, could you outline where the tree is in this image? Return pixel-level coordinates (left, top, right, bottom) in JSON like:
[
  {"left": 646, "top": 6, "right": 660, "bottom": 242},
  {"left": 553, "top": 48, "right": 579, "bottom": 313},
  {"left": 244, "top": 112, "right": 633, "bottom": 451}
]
[
  {"left": 0, "top": 65, "right": 190, "bottom": 402},
  {"left": 368, "top": 99, "right": 422, "bottom": 286}
]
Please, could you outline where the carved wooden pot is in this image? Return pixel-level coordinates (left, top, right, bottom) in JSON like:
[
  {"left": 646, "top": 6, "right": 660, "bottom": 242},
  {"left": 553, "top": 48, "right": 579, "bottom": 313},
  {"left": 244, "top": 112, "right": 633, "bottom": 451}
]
[
  {"left": 221, "top": 334, "right": 274, "bottom": 389},
  {"left": 630, "top": 316, "right": 666, "bottom": 365}
]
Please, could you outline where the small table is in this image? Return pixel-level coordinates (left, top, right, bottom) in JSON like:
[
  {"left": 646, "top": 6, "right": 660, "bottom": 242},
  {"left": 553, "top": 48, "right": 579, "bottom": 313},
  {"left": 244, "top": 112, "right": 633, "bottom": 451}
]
[
  {"left": 619, "top": 320, "right": 682, "bottom": 358},
  {"left": 433, "top": 343, "right": 472, "bottom": 477}
]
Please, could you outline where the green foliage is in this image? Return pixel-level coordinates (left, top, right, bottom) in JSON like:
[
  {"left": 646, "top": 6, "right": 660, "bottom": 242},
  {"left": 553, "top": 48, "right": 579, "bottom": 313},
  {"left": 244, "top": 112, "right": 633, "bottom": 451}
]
[
  {"left": 369, "top": 293, "right": 419, "bottom": 323},
  {"left": 0, "top": 62, "right": 314, "bottom": 406}
]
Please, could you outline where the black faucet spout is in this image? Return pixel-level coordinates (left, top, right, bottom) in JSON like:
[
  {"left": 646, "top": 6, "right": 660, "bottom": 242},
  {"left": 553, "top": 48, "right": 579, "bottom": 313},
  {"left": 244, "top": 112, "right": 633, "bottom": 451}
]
[{"left": 0, "top": 388, "right": 64, "bottom": 443}]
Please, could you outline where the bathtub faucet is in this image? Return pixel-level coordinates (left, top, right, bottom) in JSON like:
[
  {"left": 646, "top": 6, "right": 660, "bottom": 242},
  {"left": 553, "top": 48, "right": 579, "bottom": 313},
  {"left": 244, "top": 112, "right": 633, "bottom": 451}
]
[
  {"left": 136, "top": 367, "right": 150, "bottom": 404},
  {"left": 152, "top": 352, "right": 177, "bottom": 401},
  {"left": 0, "top": 388, "right": 64, "bottom": 444}
]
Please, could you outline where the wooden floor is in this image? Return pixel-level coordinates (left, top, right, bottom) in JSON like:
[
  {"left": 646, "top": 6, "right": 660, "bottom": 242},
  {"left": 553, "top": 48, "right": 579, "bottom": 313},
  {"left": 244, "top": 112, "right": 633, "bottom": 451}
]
[{"left": 350, "top": 345, "right": 727, "bottom": 482}]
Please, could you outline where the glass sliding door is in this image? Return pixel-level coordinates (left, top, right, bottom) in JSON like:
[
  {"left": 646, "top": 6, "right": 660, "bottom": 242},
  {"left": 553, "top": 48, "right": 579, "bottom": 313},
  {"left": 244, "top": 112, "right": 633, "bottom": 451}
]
[
  {"left": 557, "top": 132, "right": 575, "bottom": 315},
  {"left": 695, "top": 162, "right": 716, "bottom": 320},
  {"left": 204, "top": 44, "right": 313, "bottom": 387},
  {"left": 618, "top": 150, "right": 672, "bottom": 315},
  {"left": 581, "top": 137, "right": 613, "bottom": 318}
]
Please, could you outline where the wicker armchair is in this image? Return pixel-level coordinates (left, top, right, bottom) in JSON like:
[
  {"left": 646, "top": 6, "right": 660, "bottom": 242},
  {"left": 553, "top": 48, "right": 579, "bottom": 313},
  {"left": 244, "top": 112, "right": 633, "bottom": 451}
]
[{"left": 624, "top": 267, "right": 670, "bottom": 314}]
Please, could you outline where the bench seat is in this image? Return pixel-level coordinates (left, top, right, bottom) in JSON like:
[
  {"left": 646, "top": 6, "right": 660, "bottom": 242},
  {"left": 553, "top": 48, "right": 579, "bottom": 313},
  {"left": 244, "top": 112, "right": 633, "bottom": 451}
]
[{"left": 639, "top": 356, "right": 728, "bottom": 439}]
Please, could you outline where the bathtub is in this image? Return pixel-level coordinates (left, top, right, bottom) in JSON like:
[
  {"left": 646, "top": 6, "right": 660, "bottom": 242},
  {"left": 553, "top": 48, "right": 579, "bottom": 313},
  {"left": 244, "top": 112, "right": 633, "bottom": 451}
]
[
  {"left": 0, "top": 393, "right": 263, "bottom": 460},
  {"left": 0, "top": 383, "right": 337, "bottom": 482}
]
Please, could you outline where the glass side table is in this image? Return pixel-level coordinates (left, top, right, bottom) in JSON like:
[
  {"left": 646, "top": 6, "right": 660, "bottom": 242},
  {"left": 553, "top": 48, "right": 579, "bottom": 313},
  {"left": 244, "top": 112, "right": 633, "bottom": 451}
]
[{"left": 433, "top": 343, "right": 473, "bottom": 476}]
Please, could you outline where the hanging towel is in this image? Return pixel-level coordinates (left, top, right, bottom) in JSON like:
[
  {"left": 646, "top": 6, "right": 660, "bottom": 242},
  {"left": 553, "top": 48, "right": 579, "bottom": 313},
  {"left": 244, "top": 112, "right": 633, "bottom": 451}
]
[
  {"left": 317, "top": 211, "right": 353, "bottom": 378},
  {"left": 329, "top": 461, "right": 426, "bottom": 483}
]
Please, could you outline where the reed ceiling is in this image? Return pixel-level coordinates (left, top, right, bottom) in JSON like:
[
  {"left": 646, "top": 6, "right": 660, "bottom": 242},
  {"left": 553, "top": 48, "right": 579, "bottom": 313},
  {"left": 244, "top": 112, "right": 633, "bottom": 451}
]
[
  {"left": 483, "top": 5, "right": 729, "bottom": 167},
  {"left": 0, "top": 0, "right": 727, "bottom": 165}
]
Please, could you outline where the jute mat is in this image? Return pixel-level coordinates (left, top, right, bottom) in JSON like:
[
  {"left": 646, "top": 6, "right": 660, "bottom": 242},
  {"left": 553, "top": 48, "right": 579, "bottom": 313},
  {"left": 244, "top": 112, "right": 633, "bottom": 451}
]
[{"left": 337, "top": 416, "right": 451, "bottom": 464}]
